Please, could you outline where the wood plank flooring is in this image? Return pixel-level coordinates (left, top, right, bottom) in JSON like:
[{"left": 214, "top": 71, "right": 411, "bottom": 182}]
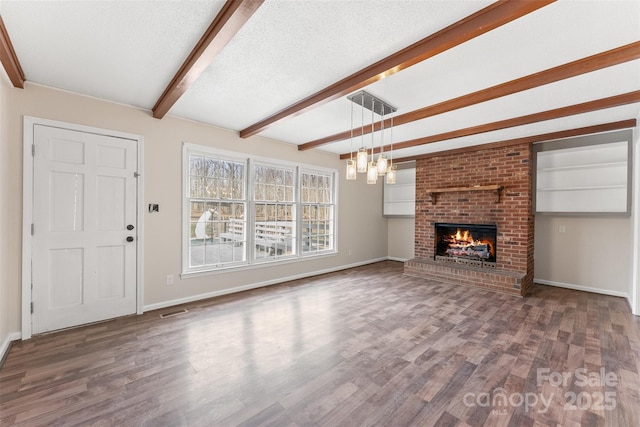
[{"left": 1, "top": 261, "right": 639, "bottom": 426}]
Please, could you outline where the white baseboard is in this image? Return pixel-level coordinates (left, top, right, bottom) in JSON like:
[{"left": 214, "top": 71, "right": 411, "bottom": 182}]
[
  {"left": 1, "top": 332, "right": 21, "bottom": 364},
  {"left": 387, "top": 256, "right": 410, "bottom": 262},
  {"left": 534, "top": 278, "right": 631, "bottom": 302},
  {"left": 144, "top": 257, "right": 388, "bottom": 312}
]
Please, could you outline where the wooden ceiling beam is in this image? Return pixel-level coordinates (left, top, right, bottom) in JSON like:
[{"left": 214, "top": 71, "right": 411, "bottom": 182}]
[
  {"left": 239, "top": 0, "right": 556, "bottom": 138},
  {"left": 392, "top": 119, "right": 637, "bottom": 163},
  {"left": 339, "top": 91, "right": 640, "bottom": 159},
  {"left": 152, "top": 0, "right": 264, "bottom": 119},
  {"left": 0, "top": 15, "right": 26, "bottom": 88},
  {"left": 302, "top": 41, "right": 640, "bottom": 150}
]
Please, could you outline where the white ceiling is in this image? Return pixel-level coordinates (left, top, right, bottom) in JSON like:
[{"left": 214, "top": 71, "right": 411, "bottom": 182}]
[{"left": 1, "top": 0, "right": 639, "bottom": 161}]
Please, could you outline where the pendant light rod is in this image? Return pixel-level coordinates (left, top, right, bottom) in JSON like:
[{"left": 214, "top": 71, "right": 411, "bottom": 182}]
[
  {"left": 370, "top": 98, "right": 375, "bottom": 162},
  {"left": 349, "top": 98, "right": 354, "bottom": 160}
]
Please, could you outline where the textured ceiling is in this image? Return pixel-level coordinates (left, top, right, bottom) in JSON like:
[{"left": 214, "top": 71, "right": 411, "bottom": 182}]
[{"left": 1, "top": 0, "right": 639, "bottom": 162}]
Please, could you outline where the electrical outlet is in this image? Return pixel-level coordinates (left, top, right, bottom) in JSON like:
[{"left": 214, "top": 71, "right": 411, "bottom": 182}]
[
  {"left": 559, "top": 225, "right": 566, "bottom": 233},
  {"left": 166, "top": 275, "right": 174, "bottom": 285},
  {"left": 348, "top": 249, "right": 352, "bottom": 256}
]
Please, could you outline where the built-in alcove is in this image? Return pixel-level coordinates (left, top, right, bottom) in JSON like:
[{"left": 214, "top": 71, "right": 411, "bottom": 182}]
[{"left": 533, "top": 129, "right": 632, "bottom": 215}]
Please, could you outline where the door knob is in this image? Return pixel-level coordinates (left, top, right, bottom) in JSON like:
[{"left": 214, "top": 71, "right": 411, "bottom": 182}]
[
  {"left": 126, "top": 236, "right": 134, "bottom": 242},
  {"left": 127, "top": 224, "right": 135, "bottom": 230}
]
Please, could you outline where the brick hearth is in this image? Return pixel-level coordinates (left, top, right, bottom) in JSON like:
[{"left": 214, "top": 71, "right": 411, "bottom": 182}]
[{"left": 404, "top": 142, "right": 534, "bottom": 296}]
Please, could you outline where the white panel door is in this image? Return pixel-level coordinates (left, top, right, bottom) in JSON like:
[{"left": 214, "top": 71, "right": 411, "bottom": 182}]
[{"left": 32, "top": 124, "right": 137, "bottom": 334}]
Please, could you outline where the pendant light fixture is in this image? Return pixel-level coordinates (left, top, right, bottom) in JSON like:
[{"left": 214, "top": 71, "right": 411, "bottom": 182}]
[
  {"left": 345, "top": 90, "right": 397, "bottom": 184},
  {"left": 355, "top": 92, "right": 368, "bottom": 173}
]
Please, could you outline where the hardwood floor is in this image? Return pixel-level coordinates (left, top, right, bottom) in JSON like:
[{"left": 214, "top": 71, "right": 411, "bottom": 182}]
[{"left": 1, "top": 261, "right": 639, "bottom": 426}]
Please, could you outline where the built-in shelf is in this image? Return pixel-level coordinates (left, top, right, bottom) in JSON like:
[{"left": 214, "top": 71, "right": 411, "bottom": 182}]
[
  {"left": 426, "top": 184, "right": 502, "bottom": 204},
  {"left": 537, "top": 184, "right": 626, "bottom": 192},
  {"left": 384, "top": 167, "right": 416, "bottom": 217},
  {"left": 538, "top": 161, "right": 626, "bottom": 173},
  {"left": 533, "top": 131, "right": 631, "bottom": 214}
]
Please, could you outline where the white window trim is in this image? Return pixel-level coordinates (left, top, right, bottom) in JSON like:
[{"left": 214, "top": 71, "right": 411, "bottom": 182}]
[{"left": 182, "top": 142, "right": 338, "bottom": 276}]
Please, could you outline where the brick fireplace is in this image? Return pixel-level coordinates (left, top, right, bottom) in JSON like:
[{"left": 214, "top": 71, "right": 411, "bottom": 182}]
[{"left": 404, "top": 141, "right": 534, "bottom": 296}]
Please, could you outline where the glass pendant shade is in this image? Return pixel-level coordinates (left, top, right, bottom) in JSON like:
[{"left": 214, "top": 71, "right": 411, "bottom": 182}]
[
  {"left": 367, "top": 162, "right": 378, "bottom": 184},
  {"left": 376, "top": 154, "right": 388, "bottom": 176},
  {"left": 346, "top": 159, "right": 357, "bottom": 180},
  {"left": 386, "top": 165, "right": 397, "bottom": 184},
  {"left": 356, "top": 148, "right": 368, "bottom": 173}
]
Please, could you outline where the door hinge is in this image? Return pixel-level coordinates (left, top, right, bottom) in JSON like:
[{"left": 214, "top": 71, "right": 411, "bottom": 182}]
[
  {"left": 134, "top": 172, "right": 140, "bottom": 178},
  {"left": 32, "top": 144, "right": 35, "bottom": 157},
  {"left": 31, "top": 223, "right": 34, "bottom": 235},
  {"left": 31, "top": 302, "right": 34, "bottom": 314}
]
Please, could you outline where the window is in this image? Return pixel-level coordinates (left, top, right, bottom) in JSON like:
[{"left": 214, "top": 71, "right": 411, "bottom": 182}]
[
  {"left": 253, "top": 163, "right": 296, "bottom": 260},
  {"left": 183, "top": 144, "right": 337, "bottom": 274},
  {"left": 187, "top": 153, "right": 247, "bottom": 270},
  {"left": 301, "top": 170, "right": 334, "bottom": 254}
]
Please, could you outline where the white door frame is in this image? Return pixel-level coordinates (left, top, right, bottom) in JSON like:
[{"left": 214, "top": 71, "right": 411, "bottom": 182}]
[{"left": 22, "top": 116, "right": 145, "bottom": 339}]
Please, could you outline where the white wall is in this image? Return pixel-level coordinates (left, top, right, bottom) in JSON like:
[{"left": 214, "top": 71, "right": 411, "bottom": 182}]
[
  {"left": 387, "top": 217, "right": 414, "bottom": 261},
  {"left": 632, "top": 126, "right": 640, "bottom": 315},
  {"left": 2, "top": 83, "right": 388, "bottom": 338},
  {"left": 534, "top": 215, "right": 632, "bottom": 299},
  {"left": 1, "top": 63, "right": 21, "bottom": 356}
]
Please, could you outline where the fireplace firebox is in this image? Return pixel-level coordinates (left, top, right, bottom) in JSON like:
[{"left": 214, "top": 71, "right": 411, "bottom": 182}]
[{"left": 434, "top": 223, "right": 497, "bottom": 268}]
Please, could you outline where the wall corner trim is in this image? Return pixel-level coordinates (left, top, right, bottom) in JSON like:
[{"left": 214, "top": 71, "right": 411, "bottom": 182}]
[{"left": 0, "top": 332, "right": 22, "bottom": 367}]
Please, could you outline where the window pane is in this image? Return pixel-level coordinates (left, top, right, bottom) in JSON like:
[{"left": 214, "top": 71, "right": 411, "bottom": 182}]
[
  {"left": 255, "top": 203, "right": 266, "bottom": 222},
  {"left": 190, "top": 156, "right": 203, "bottom": 173},
  {"left": 266, "top": 184, "right": 275, "bottom": 201},
  {"left": 233, "top": 163, "right": 244, "bottom": 199},
  {"left": 266, "top": 204, "right": 276, "bottom": 221},
  {"left": 220, "top": 161, "right": 231, "bottom": 179},
  {"left": 220, "top": 179, "right": 231, "bottom": 199},
  {"left": 233, "top": 203, "right": 244, "bottom": 220},
  {"left": 190, "top": 176, "right": 203, "bottom": 198},
  {"left": 187, "top": 152, "right": 247, "bottom": 270},
  {"left": 202, "top": 178, "right": 214, "bottom": 198}
]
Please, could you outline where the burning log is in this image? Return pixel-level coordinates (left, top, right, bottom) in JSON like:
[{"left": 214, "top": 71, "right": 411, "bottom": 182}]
[
  {"left": 446, "top": 245, "right": 491, "bottom": 259},
  {"left": 443, "top": 228, "right": 494, "bottom": 260},
  {"left": 448, "top": 243, "right": 490, "bottom": 251}
]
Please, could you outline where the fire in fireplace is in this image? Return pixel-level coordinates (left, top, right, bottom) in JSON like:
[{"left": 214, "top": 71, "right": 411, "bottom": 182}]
[{"left": 434, "top": 223, "right": 497, "bottom": 268}]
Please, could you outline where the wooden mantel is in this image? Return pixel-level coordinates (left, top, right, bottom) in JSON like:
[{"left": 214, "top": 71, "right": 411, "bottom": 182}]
[{"left": 426, "top": 184, "right": 503, "bottom": 204}]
